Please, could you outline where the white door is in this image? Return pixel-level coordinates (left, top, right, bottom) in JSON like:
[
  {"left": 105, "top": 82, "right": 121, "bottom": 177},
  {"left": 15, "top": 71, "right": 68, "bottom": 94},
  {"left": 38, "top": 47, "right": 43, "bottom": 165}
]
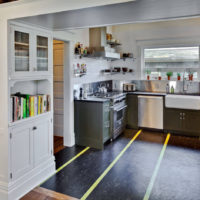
[
  {"left": 33, "top": 119, "right": 51, "bottom": 166},
  {"left": 10, "top": 124, "right": 33, "bottom": 180}
]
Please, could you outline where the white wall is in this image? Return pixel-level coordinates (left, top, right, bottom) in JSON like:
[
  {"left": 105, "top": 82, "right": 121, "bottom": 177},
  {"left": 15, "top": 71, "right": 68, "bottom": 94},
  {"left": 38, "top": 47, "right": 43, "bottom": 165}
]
[
  {"left": 71, "top": 28, "right": 137, "bottom": 85},
  {"left": 70, "top": 28, "right": 111, "bottom": 85},
  {"left": 112, "top": 18, "right": 200, "bottom": 50},
  {"left": 112, "top": 17, "right": 200, "bottom": 80},
  {"left": 71, "top": 18, "right": 200, "bottom": 84},
  {"left": 0, "top": 19, "right": 9, "bottom": 186}
]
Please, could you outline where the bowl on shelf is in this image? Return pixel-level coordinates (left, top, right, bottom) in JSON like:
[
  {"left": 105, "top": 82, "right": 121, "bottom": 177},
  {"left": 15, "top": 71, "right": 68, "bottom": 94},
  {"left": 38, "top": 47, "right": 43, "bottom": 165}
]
[
  {"left": 104, "top": 69, "right": 111, "bottom": 73},
  {"left": 122, "top": 67, "right": 128, "bottom": 73},
  {"left": 113, "top": 67, "right": 121, "bottom": 72}
]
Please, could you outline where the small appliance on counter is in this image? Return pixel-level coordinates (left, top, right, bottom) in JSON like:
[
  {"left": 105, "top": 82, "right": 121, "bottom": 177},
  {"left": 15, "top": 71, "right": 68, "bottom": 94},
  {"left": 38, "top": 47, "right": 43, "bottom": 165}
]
[{"left": 123, "top": 83, "right": 136, "bottom": 92}]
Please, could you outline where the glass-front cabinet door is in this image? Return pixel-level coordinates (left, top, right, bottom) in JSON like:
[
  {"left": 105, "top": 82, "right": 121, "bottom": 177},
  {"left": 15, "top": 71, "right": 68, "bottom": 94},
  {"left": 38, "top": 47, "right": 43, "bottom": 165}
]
[
  {"left": 10, "top": 25, "right": 52, "bottom": 78},
  {"left": 36, "top": 35, "right": 48, "bottom": 71},
  {"left": 14, "top": 30, "right": 30, "bottom": 72}
]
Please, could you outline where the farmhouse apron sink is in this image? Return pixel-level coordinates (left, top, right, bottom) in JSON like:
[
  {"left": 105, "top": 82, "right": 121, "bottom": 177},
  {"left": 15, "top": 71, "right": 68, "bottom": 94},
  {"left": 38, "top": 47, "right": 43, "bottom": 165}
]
[{"left": 165, "top": 94, "right": 200, "bottom": 110}]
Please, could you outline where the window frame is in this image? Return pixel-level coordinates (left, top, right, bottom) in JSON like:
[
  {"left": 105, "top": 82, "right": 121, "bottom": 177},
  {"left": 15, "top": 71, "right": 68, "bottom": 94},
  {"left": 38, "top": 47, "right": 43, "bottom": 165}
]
[{"left": 137, "top": 38, "right": 200, "bottom": 81}]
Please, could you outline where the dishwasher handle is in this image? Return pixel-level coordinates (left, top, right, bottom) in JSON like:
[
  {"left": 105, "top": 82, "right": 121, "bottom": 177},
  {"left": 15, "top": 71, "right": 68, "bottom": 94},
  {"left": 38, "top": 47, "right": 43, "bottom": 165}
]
[{"left": 138, "top": 95, "right": 163, "bottom": 100}]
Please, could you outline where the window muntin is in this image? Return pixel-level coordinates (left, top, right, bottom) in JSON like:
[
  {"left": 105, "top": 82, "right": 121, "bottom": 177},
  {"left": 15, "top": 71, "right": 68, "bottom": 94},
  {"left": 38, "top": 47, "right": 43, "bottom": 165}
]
[{"left": 144, "top": 46, "right": 199, "bottom": 79}]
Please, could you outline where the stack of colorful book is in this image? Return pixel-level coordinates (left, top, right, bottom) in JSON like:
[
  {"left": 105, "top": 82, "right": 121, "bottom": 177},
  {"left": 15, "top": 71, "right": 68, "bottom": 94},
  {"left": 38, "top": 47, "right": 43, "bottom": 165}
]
[{"left": 10, "top": 93, "right": 51, "bottom": 122}]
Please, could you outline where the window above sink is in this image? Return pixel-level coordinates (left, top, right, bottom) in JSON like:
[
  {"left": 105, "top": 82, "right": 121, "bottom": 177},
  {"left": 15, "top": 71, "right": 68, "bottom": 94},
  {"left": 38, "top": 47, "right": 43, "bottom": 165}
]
[{"left": 141, "top": 45, "right": 200, "bottom": 80}]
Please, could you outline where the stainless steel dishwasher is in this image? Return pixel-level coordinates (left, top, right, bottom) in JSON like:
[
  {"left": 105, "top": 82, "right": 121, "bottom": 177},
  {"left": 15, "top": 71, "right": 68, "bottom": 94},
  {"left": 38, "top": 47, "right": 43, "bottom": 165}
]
[{"left": 138, "top": 95, "right": 163, "bottom": 129}]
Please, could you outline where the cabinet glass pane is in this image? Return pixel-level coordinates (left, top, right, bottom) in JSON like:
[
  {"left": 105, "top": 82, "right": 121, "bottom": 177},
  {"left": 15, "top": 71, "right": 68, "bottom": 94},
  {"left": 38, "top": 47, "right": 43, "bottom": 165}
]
[
  {"left": 37, "top": 36, "right": 48, "bottom": 71},
  {"left": 15, "top": 31, "right": 30, "bottom": 72}
]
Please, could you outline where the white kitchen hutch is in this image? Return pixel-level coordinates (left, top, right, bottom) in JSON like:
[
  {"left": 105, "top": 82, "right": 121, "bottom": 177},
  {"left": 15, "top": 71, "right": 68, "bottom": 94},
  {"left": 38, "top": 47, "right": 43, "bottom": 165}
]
[{"left": 3, "top": 21, "right": 56, "bottom": 199}]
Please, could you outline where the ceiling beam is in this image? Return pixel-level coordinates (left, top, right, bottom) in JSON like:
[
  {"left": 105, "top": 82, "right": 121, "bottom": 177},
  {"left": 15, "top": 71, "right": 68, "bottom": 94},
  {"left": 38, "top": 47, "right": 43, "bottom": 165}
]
[{"left": 16, "top": 0, "right": 200, "bottom": 30}]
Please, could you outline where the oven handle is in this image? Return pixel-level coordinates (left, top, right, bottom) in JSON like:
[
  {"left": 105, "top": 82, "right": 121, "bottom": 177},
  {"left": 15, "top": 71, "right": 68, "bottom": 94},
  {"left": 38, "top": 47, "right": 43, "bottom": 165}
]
[{"left": 113, "top": 105, "right": 127, "bottom": 112}]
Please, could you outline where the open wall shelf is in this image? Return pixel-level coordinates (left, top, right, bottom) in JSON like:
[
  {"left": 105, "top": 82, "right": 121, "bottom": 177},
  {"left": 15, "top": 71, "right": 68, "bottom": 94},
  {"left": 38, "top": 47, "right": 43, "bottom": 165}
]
[{"left": 9, "top": 78, "right": 52, "bottom": 125}]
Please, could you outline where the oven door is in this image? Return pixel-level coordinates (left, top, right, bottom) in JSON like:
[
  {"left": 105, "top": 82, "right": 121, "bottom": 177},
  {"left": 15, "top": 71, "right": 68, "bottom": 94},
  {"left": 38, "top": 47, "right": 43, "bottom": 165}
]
[{"left": 112, "top": 104, "right": 127, "bottom": 137}]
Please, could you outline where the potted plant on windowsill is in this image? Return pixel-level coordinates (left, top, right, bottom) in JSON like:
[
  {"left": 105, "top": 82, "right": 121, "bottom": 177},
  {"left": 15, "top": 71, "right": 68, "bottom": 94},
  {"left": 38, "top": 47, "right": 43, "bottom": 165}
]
[
  {"left": 177, "top": 73, "right": 181, "bottom": 81},
  {"left": 166, "top": 72, "right": 173, "bottom": 80},
  {"left": 157, "top": 69, "right": 162, "bottom": 80},
  {"left": 189, "top": 72, "right": 193, "bottom": 81},
  {"left": 146, "top": 69, "right": 151, "bottom": 80}
]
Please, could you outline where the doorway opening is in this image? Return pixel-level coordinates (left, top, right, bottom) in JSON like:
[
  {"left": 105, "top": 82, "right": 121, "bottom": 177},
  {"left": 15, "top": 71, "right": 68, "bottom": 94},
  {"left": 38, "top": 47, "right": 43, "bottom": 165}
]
[{"left": 53, "top": 40, "right": 65, "bottom": 154}]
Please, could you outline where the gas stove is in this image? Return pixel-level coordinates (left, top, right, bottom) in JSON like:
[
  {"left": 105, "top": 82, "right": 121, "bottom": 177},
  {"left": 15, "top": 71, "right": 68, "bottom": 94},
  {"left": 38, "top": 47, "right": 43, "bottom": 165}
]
[
  {"left": 92, "top": 91, "right": 126, "bottom": 105},
  {"left": 92, "top": 91, "right": 127, "bottom": 140}
]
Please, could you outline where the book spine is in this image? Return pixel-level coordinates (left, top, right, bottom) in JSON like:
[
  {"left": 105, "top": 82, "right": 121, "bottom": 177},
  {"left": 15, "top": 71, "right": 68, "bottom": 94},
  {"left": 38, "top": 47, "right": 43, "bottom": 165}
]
[
  {"left": 30, "top": 96, "right": 34, "bottom": 117},
  {"left": 26, "top": 95, "right": 30, "bottom": 118},
  {"left": 43, "top": 95, "right": 47, "bottom": 113},
  {"left": 12, "top": 97, "right": 15, "bottom": 122},
  {"left": 17, "top": 97, "right": 20, "bottom": 120},
  {"left": 38, "top": 96, "right": 41, "bottom": 115},
  {"left": 10, "top": 97, "right": 13, "bottom": 122},
  {"left": 34, "top": 96, "right": 38, "bottom": 116},
  {"left": 23, "top": 98, "right": 26, "bottom": 119},
  {"left": 47, "top": 95, "right": 51, "bottom": 112},
  {"left": 41, "top": 96, "right": 43, "bottom": 113},
  {"left": 14, "top": 97, "right": 17, "bottom": 121},
  {"left": 19, "top": 97, "right": 24, "bottom": 119}
]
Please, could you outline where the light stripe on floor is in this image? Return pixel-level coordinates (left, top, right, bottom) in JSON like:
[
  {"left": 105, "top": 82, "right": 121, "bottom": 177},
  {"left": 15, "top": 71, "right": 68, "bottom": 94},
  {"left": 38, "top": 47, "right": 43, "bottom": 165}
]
[
  {"left": 143, "top": 133, "right": 171, "bottom": 200},
  {"left": 81, "top": 129, "right": 142, "bottom": 200},
  {"left": 39, "top": 146, "right": 90, "bottom": 186}
]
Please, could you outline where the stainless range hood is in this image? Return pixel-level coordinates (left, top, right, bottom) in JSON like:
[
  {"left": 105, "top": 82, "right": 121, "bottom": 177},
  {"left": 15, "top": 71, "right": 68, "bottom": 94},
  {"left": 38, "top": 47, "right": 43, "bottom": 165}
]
[{"left": 89, "top": 27, "right": 120, "bottom": 59}]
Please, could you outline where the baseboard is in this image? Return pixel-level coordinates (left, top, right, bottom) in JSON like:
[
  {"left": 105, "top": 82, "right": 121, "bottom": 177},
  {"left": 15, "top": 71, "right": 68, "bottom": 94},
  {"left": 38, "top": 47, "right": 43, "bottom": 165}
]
[
  {"left": 0, "top": 188, "right": 8, "bottom": 200},
  {"left": 0, "top": 157, "right": 55, "bottom": 200}
]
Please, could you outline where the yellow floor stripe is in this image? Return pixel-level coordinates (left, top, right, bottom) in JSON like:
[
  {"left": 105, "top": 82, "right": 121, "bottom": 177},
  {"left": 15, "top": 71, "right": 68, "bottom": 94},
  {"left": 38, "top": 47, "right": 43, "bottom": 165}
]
[
  {"left": 39, "top": 146, "right": 90, "bottom": 186},
  {"left": 81, "top": 130, "right": 142, "bottom": 200},
  {"left": 143, "top": 133, "right": 171, "bottom": 200}
]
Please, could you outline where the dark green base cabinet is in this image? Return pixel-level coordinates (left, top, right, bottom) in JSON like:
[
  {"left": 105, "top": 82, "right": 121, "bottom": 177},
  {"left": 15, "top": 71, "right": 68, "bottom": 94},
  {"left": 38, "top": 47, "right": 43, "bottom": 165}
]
[
  {"left": 74, "top": 100, "right": 111, "bottom": 150},
  {"left": 164, "top": 108, "right": 200, "bottom": 137},
  {"left": 126, "top": 94, "right": 138, "bottom": 129}
]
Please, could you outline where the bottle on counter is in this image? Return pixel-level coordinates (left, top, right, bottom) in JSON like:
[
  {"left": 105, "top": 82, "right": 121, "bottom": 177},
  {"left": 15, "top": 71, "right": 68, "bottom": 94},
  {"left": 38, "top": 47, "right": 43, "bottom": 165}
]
[
  {"left": 80, "top": 44, "right": 84, "bottom": 55},
  {"left": 170, "top": 85, "right": 174, "bottom": 94},
  {"left": 166, "top": 83, "right": 170, "bottom": 94},
  {"left": 79, "top": 88, "right": 83, "bottom": 99},
  {"left": 84, "top": 47, "right": 88, "bottom": 55},
  {"left": 83, "top": 89, "right": 88, "bottom": 99},
  {"left": 77, "top": 63, "right": 80, "bottom": 74},
  {"left": 74, "top": 43, "right": 79, "bottom": 54}
]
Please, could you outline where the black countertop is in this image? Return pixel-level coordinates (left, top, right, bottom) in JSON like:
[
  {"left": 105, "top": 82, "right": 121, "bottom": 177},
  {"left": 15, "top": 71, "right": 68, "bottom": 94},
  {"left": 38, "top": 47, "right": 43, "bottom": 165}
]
[
  {"left": 74, "top": 97, "right": 110, "bottom": 103},
  {"left": 127, "top": 91, "right": 167, "bottom": 96},
  {"left": 127, "top": 91, "right": 200, "bottom": 96},
  {"left": 74, "top": 91, "right": 200, "bottom": 102}
]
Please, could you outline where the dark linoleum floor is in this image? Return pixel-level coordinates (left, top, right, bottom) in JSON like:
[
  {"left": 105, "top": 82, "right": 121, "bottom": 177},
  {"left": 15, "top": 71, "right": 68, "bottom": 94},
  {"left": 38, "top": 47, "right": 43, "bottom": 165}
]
[{"left": 41, "top": 130, "right": 200, "bottom": 200}]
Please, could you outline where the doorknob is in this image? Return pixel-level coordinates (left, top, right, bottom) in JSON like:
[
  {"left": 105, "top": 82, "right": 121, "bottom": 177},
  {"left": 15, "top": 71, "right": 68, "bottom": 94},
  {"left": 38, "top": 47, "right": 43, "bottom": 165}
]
[{"left": 33, "top": 126, "right": 37, "bottom": 130}]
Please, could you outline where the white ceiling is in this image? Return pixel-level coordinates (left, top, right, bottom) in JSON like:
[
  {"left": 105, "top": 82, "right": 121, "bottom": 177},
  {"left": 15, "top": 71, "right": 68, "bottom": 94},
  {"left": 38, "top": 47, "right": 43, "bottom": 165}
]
[{"left": 14, "top": 0, "right": 200, "bottom": 31}]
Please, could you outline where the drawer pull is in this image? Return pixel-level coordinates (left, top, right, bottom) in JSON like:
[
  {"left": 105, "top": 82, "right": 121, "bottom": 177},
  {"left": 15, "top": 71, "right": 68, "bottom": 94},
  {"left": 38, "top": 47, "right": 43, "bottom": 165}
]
[{"left": 33, "top": 126, "right": 37, "bottom": 130}]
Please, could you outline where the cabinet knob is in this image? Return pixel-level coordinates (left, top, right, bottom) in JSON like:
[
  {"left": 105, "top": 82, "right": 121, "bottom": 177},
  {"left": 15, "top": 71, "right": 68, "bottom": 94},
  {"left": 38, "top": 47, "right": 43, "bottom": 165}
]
[{"left": 33, "top": 126, "right": 37, "bottom": 130}]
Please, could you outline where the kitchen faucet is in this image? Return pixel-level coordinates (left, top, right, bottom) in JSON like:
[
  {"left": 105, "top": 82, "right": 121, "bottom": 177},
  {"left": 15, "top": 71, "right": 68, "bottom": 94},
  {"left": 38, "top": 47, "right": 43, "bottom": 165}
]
[
  {"left": 183, "top": 77, "right": 188, "bottom": 93},
  {"left": 99, "top": 83, "right": 107, "bottom": 93}
]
